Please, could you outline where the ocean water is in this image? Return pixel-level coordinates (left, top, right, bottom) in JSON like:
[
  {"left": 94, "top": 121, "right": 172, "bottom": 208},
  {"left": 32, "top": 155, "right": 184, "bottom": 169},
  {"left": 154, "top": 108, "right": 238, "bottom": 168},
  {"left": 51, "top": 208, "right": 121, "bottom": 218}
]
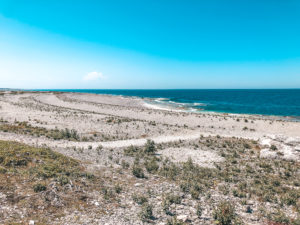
[{"left": 35, "top": 89, "right": 300, "bottom": 117}]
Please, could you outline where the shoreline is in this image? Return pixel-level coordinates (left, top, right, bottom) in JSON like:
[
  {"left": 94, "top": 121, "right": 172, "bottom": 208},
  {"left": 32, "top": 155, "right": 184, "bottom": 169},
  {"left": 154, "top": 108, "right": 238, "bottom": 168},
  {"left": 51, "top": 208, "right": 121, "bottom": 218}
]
[
  {"left": 1, "top": 90, "right": 299, "bottom": 160},
  {"left": 3, "top": 89, "right": 300, "bottom": 121},
  {"left": 1, "top": 90, "right": 300, "bottom": 139}
]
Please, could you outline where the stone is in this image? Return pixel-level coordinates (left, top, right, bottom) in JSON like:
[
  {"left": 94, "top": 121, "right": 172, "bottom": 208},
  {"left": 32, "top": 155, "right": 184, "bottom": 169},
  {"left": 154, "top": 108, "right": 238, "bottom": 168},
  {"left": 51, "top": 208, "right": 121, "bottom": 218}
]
[
  {"left": 260, "top": 149, "right": 277, "bottom": 159},
  {"left": 177, "top": 214, "right": 188, "bottom": 221},
  {"left": 134, "top": 183, "right": 143, "bottom": 187}
]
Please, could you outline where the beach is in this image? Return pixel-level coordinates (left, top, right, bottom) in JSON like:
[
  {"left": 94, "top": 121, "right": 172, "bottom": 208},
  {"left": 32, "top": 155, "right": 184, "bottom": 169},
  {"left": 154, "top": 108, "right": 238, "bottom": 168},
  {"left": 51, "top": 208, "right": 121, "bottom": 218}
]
[
  {"left": 1, "top": 91, "right": 300, "bottom": 152},
  {"left": 0, "top": 90, "right": 299, "bottom": 224}
]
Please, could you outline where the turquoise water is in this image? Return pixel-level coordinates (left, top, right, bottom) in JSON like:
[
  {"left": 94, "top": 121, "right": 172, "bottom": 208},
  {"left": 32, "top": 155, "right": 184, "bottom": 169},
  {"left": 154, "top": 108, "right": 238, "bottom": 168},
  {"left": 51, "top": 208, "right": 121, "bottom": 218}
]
[{"left": 34, "top": 89, "right": 300, "bottom": 118}]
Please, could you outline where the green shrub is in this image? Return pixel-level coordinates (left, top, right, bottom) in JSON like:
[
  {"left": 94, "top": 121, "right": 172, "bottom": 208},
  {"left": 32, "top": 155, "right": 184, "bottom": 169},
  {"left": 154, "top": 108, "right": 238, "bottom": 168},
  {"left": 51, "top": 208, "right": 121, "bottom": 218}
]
[
  {"left": 0, "top": 166, "right": 7, "bottom": 173},
  {"left": 102, "top": 187, "right": 115, "bottom": 200},
  {"left": 267, "top": 210, "right": 290, "bottom": 224},
  {"left": 280, "top": 189, "right": 299, "bottom": 206},
  {"left": 139, "top": 203, "right": 153, "bottom": 222},
  {"left": 243, "top": 143, "right": 251, "bottom": 149},
  {"left": 114, "top": 183, "right": 122, "bottom": 194},
  {"left": 33, "top": 183, "right": 47, "bottom": 192},
  {"left": 270, "top": 145, "right": 278, "bottom": 151},
  {"left": 132, "top": 165, "right": 145, "bottom": 178},
  {"left": 124, "top": 145, "right": 140, "bottom": 156},
  {"left": 121, "top": 160, "right": 130, "bottom": 169},
  {"left": 213, "top": 201, "right": 239, "bottom": 225},
  {"left": 162, "top": 193, "right": 182, "bottom": 215},
  {"left": 58, "top": 176, "right": 69, "bottom": 185},
  {"left": 132, "top": 193, "right": 148, "bottom": 205},
  {"left": 246, "top": 206, "right": 252, "bottom": 214},
  {"left": 144, "top": 157, "right": 159, "bottom": 173},
  {"left": 144, "top": 140, "right": 156, "bottom": 155},
  {"left": 196, "top": 203, "right": 203, "bottom": 218},
  {"left": 191, "top": 188, "right": 201, "bottom": 199},
  {"left": 166, "top": 217, "right": 184, "bottom": 225}
]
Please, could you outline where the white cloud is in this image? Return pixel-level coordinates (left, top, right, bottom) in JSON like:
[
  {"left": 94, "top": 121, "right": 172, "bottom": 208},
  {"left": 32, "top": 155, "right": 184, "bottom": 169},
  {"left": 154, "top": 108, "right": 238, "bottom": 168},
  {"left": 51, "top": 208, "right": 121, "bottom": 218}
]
[{"left": 83, "top": 71, "right": 105, "bottom": 81}]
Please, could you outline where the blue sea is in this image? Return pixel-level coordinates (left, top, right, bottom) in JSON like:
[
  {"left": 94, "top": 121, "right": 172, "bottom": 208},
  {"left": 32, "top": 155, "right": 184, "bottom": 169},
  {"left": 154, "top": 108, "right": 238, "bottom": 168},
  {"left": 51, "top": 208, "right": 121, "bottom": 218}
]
[{"left": 35, "top": 89, "right": 300, "bottom": 118}]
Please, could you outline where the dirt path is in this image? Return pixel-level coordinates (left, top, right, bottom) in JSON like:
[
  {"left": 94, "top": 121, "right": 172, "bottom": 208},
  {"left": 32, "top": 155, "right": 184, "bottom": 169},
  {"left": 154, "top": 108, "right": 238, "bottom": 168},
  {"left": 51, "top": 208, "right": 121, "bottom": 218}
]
[{"left": 0, "top": 131, "right": 210, "bottom": 149}]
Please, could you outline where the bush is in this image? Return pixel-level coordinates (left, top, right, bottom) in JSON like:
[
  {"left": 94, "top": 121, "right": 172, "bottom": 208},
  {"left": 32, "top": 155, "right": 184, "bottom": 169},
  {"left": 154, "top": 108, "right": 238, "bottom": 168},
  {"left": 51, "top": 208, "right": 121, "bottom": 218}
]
[
  {"left": 58, "top": 175, "right": 69, "bottom": 185},
  {"left": 144, "top": 157, "right": 159, "bottom": 173},
  {"left": 162, "top": 194, "right": 182, "bottom": 215},
  {"left": 166, "top": 194, "right": 182, "bottom": 204},
  {"left": 139, "top": 203, "right": 153, "bottom": 221},
  {"left": 144, "top": 140, "right": 156, "bottom": 155},
  {"left": 58, "top": 128, "right": 80, "bottom": 141},
  {"left": 166, "top": 217, "right": 184, "bottom": 225},
  {"left": 102, "top": 187, "right": 115, "bottom": 200},
  {"left": 132, "top": 193, "right": 148, "bottom": 205},
  {"left": 121, "top": 160, "right": 130, "bottom": 169},
  {"left": 280, "top": 189, "right": 299, "bottom": 206},
  {"left": 196, "top": 203, "right": 203, "bottom": 218},
  {"left": 243, "top": 143, "right": 251, "bottom": 149},
  {"left": 132, "top": 165, "right": 145, "bottom": 178},
  {"left": 191, "top": 188, "right": 201, "bottom": 199},
  {"left": 0, "top": 166, "right": 7, "bottom": 174},
  {"left": 96, "top": 145, "right": 103, "bottom": 154},
  {"left": 114, "top": 183, "right": 122, "bottom": 194},
  {"left": 33, "top": 183, "right": 47, "bottom": 192},
  {"left": 267, "top": 210, "right": 290, "bottom": 224},
  {"left": 213, "top": 201, "right": 239, "bottom": 225},
  {"left": 270, "top": 145, "right": 278, "bottom": 151},
  {"left": 124, "top": 145, "right": 140, "bottom": 156},
  {"left": 246, "top": 206, "right": 252, "bottom": 214}
]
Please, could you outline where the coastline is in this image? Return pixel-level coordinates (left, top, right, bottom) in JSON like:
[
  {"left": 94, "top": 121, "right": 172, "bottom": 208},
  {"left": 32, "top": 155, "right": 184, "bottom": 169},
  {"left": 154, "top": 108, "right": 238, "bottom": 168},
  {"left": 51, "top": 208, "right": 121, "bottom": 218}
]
[
  {"left": 1, "top": 90, "right": 300, "bottom": 142},
  {"left": 3, "top": 89, "right": 300, "bottom": 124},
  {"left": 26, "top": 89, "right": 300, "bottom": 120},
  {"left": 0, "top": 90, "right": 300, "bottom": 224}
]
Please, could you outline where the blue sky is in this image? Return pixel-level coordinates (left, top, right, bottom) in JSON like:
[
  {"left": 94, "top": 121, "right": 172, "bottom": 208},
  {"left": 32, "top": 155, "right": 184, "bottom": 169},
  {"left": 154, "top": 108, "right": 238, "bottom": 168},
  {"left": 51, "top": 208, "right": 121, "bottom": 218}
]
[{"left": 0, "top": 0, "right": 300, "bottom": 89}]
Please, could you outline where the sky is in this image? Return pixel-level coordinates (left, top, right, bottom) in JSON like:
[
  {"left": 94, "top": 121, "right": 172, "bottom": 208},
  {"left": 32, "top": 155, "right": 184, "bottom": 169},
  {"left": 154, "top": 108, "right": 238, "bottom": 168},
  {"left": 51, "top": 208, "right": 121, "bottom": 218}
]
[{"left": 0, "top": 0, "right": 300, "bottom": 89}]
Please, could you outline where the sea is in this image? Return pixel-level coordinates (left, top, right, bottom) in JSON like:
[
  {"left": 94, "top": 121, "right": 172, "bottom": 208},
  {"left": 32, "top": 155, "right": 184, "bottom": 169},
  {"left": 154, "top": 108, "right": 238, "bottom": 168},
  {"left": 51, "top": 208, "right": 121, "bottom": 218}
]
[{"left": 34, "top": 89, "right": 300, "bottom": 118}]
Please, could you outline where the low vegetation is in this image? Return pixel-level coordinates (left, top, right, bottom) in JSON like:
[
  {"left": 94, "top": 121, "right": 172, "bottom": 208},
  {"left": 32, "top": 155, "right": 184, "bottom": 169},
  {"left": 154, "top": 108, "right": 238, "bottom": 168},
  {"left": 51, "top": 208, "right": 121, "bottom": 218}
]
[
  {"left": 0, "top": 140, "right": 103, "bottom": 224},
  {"left": 123, "top": 136, "right": 300, "bottom": 224},
  {"left": 213, "top": 201, "right": 240, "bottom": 225},
  {"left": 0, "top": 121, "right": 80, "bottom": 141}
]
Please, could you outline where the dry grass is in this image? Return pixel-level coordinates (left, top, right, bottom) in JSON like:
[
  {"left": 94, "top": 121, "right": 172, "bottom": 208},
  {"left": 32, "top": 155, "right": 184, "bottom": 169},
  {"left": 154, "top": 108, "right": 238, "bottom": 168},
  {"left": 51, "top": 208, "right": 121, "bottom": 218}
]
[{"left": 0, "top": 140, "right": 102, "bottom": 224}]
